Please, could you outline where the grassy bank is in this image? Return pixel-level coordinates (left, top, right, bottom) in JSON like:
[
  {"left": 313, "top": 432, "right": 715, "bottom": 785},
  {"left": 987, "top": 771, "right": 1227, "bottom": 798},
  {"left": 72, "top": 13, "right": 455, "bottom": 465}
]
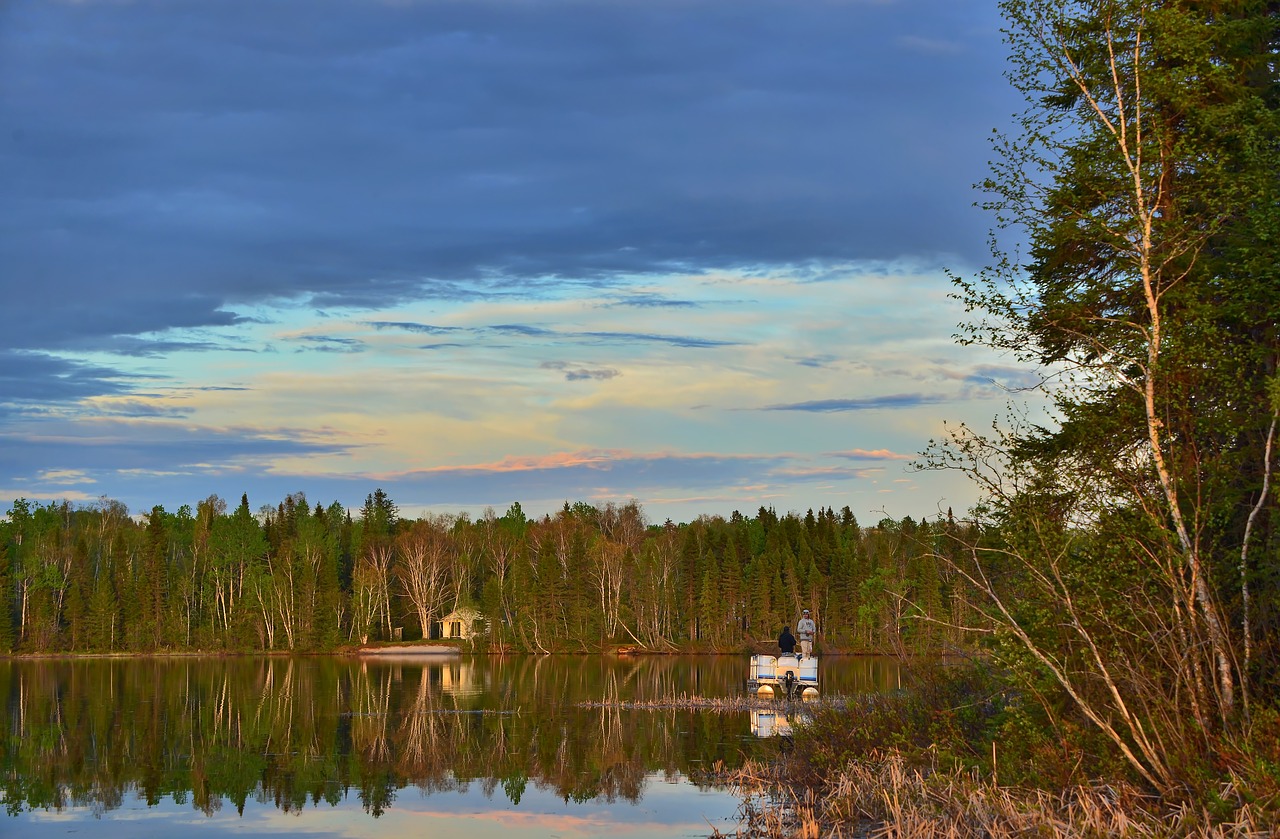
[
  {"left": 714, "top": 662, "right": 1280, "bottom": 837},
  {"left": 722, "top": 757, "right": 1272, "bottom": 838}
]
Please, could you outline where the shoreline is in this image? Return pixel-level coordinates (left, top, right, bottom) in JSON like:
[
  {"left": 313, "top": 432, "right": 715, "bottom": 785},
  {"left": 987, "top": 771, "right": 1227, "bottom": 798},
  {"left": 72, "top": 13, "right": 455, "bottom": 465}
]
[
  {"left": 0, "top": 646, "right": 905, "bottom": 660},
  {"left": 354, "top": 644, "right": 461, "bottom": 656}
]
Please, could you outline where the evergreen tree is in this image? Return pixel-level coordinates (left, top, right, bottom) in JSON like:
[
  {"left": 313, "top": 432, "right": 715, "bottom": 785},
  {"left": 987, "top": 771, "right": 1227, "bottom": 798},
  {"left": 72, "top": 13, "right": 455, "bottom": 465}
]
[
  {"left": 720, "top": 532, "right": 747, "bottom": 642},
  {"left": 934, "top": 0, "right": 1280, "bottom": 792},
  {"left": 0, "top": 545, "right": 13, "bottom": 652},
  {"left": 86, "top": 570, "right": 118, "bottom": 651},
  {"left": 138, "top": 506, "right": 170, "bottom": 650},
  {"left": 697, "top": 550, "right": 720, "bottom": 647},
  {"left": 361, "top": 489, "right": 399, "bottom": 543}
]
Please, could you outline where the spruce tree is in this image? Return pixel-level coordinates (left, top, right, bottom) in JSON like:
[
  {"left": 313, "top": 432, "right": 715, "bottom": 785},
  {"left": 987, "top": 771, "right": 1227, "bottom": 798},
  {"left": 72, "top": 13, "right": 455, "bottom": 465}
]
[{"left": 0, "top": 546, "right": 13, "bottom": 652}]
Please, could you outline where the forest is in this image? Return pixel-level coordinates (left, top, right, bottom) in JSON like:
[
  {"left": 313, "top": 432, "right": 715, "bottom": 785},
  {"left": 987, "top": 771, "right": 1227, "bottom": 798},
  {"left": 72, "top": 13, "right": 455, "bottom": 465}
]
[
  {"left": 0, "top": 491, "right": 966, "bottom": 657},
  {"left": 6, "top": 0, "right": 1280, "bottom": 825}
]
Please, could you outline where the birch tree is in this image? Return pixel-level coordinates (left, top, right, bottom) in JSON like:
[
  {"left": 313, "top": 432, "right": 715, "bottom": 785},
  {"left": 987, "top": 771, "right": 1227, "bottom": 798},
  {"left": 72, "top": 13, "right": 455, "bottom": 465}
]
[
  {"left": 933, "top": 0, "right": 1280, "bottom": 793},
  {"left": 396, "top": 518, "right": 454, "bottom": 640}
]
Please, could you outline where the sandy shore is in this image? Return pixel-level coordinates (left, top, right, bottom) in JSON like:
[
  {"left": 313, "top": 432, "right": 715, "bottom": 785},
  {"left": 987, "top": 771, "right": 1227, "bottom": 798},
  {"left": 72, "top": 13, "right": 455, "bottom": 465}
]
[{"left": 355, "top": 645, "right": 461, "bottom": 655}]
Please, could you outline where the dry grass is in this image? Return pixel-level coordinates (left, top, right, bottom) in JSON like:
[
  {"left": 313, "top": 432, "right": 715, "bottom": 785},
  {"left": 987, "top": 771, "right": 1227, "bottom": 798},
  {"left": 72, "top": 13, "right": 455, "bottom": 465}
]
[
  {"left": 708, "top": 756, "right": 1275, "bottom": 838},
  {"left": 709, "top": 759, "right": 846, "bottom": 839},
  {"left": 578, "top": 692, "right": 826, "bottom": 712}
]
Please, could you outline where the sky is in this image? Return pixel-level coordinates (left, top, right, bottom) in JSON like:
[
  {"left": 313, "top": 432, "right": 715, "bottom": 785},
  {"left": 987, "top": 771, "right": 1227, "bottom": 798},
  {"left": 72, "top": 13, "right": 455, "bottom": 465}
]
[{"left": 0, "top": 0, "right": 1041, "bottom": 526}]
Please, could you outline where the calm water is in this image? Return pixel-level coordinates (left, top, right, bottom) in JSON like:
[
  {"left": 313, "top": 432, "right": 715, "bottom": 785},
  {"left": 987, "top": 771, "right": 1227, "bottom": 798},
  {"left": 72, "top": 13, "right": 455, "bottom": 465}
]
[{"left": 0, "top": 654, "right": 900, "bottom": 838}]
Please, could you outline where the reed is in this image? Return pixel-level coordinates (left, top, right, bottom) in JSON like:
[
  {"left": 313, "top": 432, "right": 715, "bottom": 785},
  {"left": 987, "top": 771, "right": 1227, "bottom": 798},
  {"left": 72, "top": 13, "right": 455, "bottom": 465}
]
[
  {"left": 577, "top": 693, "right": 830, "bottom": 712},
  {"left": 714, "top": 756, "right": 1273, "bottom": 838}
]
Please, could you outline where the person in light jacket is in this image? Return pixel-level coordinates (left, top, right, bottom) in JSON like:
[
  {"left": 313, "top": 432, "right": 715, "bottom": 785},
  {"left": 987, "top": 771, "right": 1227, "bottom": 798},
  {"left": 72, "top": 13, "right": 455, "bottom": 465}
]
[{"left": 796, "top": 609, "right": 816, "bottom": 659}]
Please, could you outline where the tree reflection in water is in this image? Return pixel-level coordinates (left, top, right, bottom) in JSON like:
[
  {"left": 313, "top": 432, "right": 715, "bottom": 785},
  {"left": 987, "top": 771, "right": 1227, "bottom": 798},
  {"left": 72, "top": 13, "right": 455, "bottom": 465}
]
[{"left": 0, "top": 655, "right": 900, "bottom": 823}]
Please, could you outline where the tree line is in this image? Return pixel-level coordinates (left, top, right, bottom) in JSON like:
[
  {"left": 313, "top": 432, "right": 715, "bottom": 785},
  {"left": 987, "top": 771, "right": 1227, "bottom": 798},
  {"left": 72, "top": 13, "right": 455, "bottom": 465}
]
[{"left": 0, "top": 490, "right": 970, "bottom": 656}]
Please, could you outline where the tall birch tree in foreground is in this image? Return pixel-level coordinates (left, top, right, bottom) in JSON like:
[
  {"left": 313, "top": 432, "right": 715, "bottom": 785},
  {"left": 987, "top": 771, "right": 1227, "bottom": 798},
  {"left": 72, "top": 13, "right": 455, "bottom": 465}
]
[{"left": 931, "top": 0, "right": 1280, "bottom": 793}]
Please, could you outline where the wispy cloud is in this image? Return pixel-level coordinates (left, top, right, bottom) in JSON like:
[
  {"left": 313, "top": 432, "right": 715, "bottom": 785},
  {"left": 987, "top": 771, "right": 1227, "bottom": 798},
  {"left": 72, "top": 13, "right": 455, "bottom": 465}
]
[
  {"left": 793, "top": 354, "right": 840, "bottom": 369},
  {"left": 0, "top": 351, "right": 134, "bottom": 404},
  {"left": 966, "top": 365, "right": 1045, "bottom": 391},
  {"left": 770, "top": 465, "right": 862, "bottom": 480},
  {"left": 96, "top": 337, "right": 246, "bottom": 357},
  {"left": 898, "top": 35, "right": 966, "bottom": 55},
  {"left": 763, "top": 394, "right": 948, "bottom": 412},
  {"left": 83, "top": 398, "right": 191, "bottom": 419},
  {"left": 0, "top": 422, "right": 357, "bottom": 479},
  {"left": 605, "top": 293, "right": 701, "bottom": 309},
  {"left": 541, "top": 361, "right": 621, "bottom": 382},
  {"left": 368, "top": 321, "right": 463, "bottom": 336},
  {"left": 393, "top": 450, "right": 646, "bottom": 477},
  {"left": 293, "top": 335, "right": 365, "bottom": 353},
  {"left": 578, "top": 331, "right": 739, "bottom": 349},
  {"left": 828, "top": 448, "right": 914, "bottom": 461},
  {"left": 489, "top": 324, "right": 558, "bottom": 337},
  {"left": 36, "top": 469, "right": 95, "bottom": 486}
]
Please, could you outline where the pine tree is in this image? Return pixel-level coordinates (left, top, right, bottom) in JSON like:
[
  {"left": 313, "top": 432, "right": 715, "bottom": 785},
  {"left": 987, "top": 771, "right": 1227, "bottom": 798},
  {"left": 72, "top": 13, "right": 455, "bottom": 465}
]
[{"left": 0, "top": 545, "right": 14, "bottom": 652}]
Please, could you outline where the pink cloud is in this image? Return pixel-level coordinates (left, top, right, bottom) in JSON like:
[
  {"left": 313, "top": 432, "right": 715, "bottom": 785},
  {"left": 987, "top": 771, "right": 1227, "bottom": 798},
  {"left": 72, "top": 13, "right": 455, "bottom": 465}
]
[
  {"left": 380, "top": 449, "right": 770, "bottom": 479},
  {"left": 827, "top": 448, "right": 913, "bottom": 461}
]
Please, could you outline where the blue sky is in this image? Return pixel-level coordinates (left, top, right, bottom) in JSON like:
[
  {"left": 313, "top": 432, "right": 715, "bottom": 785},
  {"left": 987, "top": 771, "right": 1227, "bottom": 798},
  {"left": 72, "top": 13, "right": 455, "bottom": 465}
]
[{"left": 1, "top": 0, "right": 1039, "bottom": 524}]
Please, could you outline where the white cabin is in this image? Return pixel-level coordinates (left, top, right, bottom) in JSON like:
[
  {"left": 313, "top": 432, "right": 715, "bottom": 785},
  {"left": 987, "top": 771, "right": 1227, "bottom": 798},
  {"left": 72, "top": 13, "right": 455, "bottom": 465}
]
[{"left": 436, "top": 607, "right": 485, "bottom": 640}]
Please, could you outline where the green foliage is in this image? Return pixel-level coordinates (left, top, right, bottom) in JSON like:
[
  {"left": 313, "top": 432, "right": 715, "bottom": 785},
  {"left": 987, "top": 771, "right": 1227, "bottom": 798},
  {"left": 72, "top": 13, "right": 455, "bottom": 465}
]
[
  {"left": 788, "top": 660, "right": 1013, "bottom": 782},
  {"left": 0, "top": 493, "right": 962, "bottom": 655},
  {"left": 360, "top": 488, "right": 398, "bottom": 542},
  {"left": 929, "top": 0, "right": 1280, "bottom": 802},
  {"left": 0, "top": 547, "right": 13, "bottom": 653}
]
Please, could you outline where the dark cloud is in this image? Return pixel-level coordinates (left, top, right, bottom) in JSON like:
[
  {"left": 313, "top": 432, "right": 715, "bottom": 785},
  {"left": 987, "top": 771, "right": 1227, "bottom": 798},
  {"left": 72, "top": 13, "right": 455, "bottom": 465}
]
[
  {"left": 541, "top": 361, "right": 621, "bottom": 381},
  {"left": 484, "top": 323, "right": 737, "bottom": 348},
  {"left": 605, "top": 293, "right": 701, "bottom": 309},
  {"left": 80, "top": 399, "right": 192, "bottom": 419},
  {"left": 966, "top": 365, "right": 1045, "bottom": 391},
  {"left": 578, "top": 331, "right": 738, "bottom": 349},
  {"left": 794, "top": 354, "right": 839, "bottom": 369},
  {"left": 0, "top": 351, "right": 134, "bottom": 407},
  {"left": 292, "top": 335, "right": 365, "bottom": 353},
  {"left": 0, "top": 422, "right": 355, "bottom": 479},
  {"left": 375, "top": 319, "right": 736, "bottom": 350},
  {"left": 565, "top": 368, "right": 620, "bottom": 382},
  {"left": 94, "top": 337, "right": 252, "bottom": 357},
  {"left": 1, "top": 0, "right": 1012, "bottom": 354},
  {"left": 763, "top": 394, "right": 949, "bottom": 412},
  {"left": 368, "top": 321, "right": 463, "bottom": 335},
  {"left": 489, "top": 324, "right": 559, "bottom": 337}
]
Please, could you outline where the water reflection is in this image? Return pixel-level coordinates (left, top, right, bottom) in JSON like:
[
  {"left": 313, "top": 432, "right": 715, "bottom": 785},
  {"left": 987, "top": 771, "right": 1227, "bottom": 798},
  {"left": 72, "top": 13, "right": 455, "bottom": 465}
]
[
  {"left": 0, "top": 654, "right": 900, "bottom": 828},
  {"left": 749, "top": 709, "right": 796, "bottom": 738}
]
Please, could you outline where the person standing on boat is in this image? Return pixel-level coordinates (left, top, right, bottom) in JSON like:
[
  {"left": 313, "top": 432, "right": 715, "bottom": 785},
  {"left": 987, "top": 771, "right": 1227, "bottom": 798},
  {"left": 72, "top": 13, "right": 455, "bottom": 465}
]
[
  {"left": 796, "top": 609, "right": 816, "bottom": 659},
  {"left": 777, "top": 625, "right": 796, "bottom": 656}
]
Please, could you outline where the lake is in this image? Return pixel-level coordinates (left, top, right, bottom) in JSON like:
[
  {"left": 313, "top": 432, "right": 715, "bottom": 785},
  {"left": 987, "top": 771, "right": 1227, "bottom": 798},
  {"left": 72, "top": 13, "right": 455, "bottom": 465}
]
[{"left": 0, "top": 654, "right": 901, "bottom": 838}]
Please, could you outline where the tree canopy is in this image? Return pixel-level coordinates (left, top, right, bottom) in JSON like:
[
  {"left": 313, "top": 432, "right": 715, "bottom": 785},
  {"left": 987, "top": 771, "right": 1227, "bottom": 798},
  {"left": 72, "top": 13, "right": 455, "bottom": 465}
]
[
  {"left": 935, "top": 0, "right": 1280, "bottom": 794},
  {"left": 0, "top": 492, "right": 963, "bottom": 658}
]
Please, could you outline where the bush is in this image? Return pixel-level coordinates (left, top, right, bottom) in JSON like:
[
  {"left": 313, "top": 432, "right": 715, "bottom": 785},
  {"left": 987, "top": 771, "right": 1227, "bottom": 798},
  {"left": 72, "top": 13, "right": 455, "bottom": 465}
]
[{"left": 786, "top": 658, "right": 1012, "bottom": 783}]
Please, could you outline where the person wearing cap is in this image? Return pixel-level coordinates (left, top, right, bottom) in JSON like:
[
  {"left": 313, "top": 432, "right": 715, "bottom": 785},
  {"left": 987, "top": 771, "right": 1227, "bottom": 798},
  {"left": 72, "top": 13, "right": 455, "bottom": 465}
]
[{"left": 796, "top": 609, "right": 816, "bottom": 659}]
